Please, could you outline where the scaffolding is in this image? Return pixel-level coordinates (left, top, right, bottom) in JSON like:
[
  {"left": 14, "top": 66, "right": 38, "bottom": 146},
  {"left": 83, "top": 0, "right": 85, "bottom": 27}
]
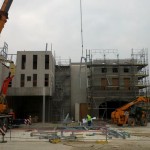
[
  {"left": 0, "top": 42, "right": 8, "bottom": 59},
  {"left": 0, "top": 42, "right": 17, "bottom": 63},
  {"left": 50, "top": 58, "right": 71, "bottom": 122},
  {"left": 84, "top": 49, "right": 149, "bottom": 118}
]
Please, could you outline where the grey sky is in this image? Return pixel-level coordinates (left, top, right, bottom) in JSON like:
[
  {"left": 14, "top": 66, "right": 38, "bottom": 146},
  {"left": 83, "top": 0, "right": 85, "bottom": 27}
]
[{"left": 0, "top": 0, "right": 150, "bottom": 63}]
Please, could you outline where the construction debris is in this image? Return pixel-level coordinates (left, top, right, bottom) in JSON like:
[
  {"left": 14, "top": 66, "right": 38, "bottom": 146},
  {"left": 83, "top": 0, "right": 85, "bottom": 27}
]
[
  {"left": 108, "top": 128, "right": 130, "bottom": 139},
  {"left": 29, "top": 124, "right": 131, "bottom": 143}
]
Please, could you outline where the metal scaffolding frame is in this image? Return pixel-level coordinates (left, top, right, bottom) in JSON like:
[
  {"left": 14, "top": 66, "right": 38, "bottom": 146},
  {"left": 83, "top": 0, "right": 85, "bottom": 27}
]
[
  {"left": 50, "top": 58, "right": 71, "bottom": 122},
  {"left": 0, "top": 42, "right": 17, "bottom": 64},
  {"left": 83, "top": 49, "right": 149, "bottom": 119},
  {"left": 0, "top": 42, "right": 8, "bottom": 59}
]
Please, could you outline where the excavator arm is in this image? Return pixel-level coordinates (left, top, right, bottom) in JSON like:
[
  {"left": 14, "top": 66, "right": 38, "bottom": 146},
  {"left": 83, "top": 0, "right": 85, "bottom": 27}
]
[
  {"left": 0, "top": 0, "right": 13, "bottom": 33},
  {"left": 0, "top": 58, "right": 15, "bottom": 113},
  {"left": 116, "top": 96, "right": 148, "bottom": 111}
]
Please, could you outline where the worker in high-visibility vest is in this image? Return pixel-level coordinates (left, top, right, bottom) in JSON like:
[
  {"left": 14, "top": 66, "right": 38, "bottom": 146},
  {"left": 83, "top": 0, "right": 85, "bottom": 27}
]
[{"left": 87, "top": 114, "right": 92, "bottom": 126}]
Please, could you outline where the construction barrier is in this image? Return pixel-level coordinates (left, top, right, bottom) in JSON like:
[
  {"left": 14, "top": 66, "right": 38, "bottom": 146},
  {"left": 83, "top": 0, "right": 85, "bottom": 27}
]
[{"left": 24, "top": 116, "right": 32, "bottom": 125}]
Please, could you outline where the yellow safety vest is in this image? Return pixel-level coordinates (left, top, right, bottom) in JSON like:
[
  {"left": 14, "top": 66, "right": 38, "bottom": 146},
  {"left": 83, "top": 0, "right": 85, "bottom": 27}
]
[{"left": 87, "top": 115, "right": 91, "bottom": 121}]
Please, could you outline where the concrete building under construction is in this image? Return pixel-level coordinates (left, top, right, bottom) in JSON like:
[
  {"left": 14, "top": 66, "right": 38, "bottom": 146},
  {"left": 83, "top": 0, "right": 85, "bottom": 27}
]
[
  {"left": 0, "top": 45, "right": 149, "bottom": 122},
  {"left": 85, "top": 49, "right": 149, "bottom": 119}
]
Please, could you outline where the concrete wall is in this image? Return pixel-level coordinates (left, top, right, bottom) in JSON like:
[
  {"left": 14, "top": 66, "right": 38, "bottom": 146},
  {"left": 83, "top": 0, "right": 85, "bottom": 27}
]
[
  {"left": 0, "top": 55, "right": 10, "bottom": 88},
  {"left": 91, "top": 65, "right": 137, "bottom": 86},
  {"left": 8, "top": 87, "right": 52, "bottom": 96},
  {"left": 8, "top": 51, "right": 55, "bottom": 96},
  {"left": 71, "top": 63, "right": 87, "bottom": 118}
]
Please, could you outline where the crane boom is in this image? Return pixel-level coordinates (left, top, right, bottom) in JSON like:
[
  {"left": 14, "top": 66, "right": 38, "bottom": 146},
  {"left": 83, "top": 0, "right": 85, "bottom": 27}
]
[
  {"left": 1, "top": 0, "right": 13, "bottom": 12},
  {"left": 0, "top": 0, "right": 13, "bottom": 33}
]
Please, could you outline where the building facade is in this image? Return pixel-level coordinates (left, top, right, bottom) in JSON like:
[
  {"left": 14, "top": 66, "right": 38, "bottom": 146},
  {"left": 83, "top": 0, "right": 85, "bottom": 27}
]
[
  {"left": 7, "top": 51, "right": 55, "bottom": 122},
  {"left": 86, "top": 49, "right": 149, "bottom": 118},
  {"left": 1, "top": 47, "right": 149, "bottom": 122}
]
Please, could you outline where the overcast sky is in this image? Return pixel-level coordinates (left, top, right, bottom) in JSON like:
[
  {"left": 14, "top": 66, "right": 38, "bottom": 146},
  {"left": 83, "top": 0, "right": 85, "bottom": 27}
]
[{"left": 0, "top": 0, "right": 150, "bottom": 63}]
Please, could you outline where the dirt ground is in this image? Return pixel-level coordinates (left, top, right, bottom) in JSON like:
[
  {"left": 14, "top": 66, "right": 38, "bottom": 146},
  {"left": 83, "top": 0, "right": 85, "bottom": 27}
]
[
  {"left": 0, "top": 139, "right": 149, "bottom": 150},
  {"left": 0, "top": 122, "right": 150, "bottom": 150},
  {"left": 66, "top": 139, "right": 150, "bottom": 150}
]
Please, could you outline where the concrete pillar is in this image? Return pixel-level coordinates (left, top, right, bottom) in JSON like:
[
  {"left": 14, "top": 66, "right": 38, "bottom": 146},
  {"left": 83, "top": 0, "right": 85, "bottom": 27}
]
[
  {"left": 42, "top": 87, "right": 45, "bottom": 123},
  {"left": 75, "top": 103, "right": 80, "bottom": 121}
]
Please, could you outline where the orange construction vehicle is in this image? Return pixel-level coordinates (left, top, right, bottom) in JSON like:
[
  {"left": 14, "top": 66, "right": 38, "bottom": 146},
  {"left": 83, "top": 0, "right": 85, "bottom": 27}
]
[{"left": 111, "top": 96, "right": 149, "bottom": 126}]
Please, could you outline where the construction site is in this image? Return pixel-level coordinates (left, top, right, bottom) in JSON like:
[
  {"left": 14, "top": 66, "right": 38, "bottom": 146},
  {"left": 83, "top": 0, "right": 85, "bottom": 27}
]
[{"left": 0, "top": 0, "right": 150, "bottom": 150}]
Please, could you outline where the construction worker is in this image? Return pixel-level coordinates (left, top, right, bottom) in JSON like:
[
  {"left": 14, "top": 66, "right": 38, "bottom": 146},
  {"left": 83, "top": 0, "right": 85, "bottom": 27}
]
[{"left": 87, "top": 114, "right": 92, "bottom": 126}]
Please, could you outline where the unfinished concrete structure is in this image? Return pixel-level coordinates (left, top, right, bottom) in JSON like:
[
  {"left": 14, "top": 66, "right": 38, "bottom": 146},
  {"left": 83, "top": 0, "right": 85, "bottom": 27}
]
[
  {"left": 84, "top": 49, "right": 149, "bottom": 119},
  {"left": 1, "top": 44, "right": 149, "bottom": 122},
  {"left": 0, "top": 44, "right": 71, "bottom": 122},
  {"left": 7, "top": 51, "right": 55, "bottom": 122}
]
